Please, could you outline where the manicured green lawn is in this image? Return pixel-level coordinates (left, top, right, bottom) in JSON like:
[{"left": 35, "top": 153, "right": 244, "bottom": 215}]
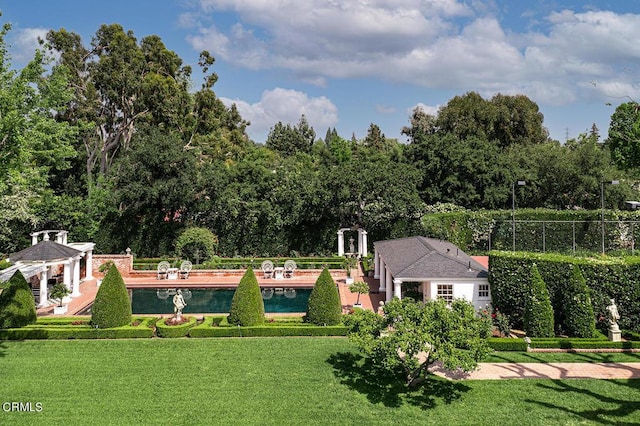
[{"left": 1, "top": 338, "right": 639, "bottom": 425}]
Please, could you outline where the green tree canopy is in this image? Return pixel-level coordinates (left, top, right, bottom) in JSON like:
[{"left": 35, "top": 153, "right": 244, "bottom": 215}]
[{"left": 344, "top": 297, "right": 492, "bottom": 388}]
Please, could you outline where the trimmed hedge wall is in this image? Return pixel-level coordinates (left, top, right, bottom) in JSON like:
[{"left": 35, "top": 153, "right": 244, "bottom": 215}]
[
  {"left": 188, "top": 316, "right": 347, "bottom": 337},
  {"left": 487, "top": 338, "right": 528, "bottom": 351},
  {"left": 0, "top": 317, "right": 155, "bottom": 340},
  {"left": 490, "top": 251, "right": 640, "bottom": 333}
]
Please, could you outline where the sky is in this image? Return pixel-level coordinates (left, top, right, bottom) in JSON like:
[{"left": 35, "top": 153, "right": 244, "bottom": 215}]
[{"left": 1, "top": 0, "right": 639, "bottom": 144}]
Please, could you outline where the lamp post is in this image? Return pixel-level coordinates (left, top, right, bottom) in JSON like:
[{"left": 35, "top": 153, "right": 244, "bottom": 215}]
[
  {"left": 601, "top": 179, "right": 619, "bottom": 254},
  {"left": 512, "top": 180, "right": 526, "bottom": 251}
]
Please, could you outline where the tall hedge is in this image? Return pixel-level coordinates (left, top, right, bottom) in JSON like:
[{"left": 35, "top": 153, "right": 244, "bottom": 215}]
[
  {"left": 0, "top": 271, "right": 37, "bottom": 329},
  {"left": 524, "top": 264, "right": 554, "bottom": 337},
  {"left": 305, "top": 268, "right": 342, "bottom": 325},
  {"left": 228, "top": 267, "right": 264, "bottom": 326},
  {"left": 562, "top": 265, "right": 597, "bottom": 337},
  {"left": 91, "top": 264, "right": 132, "bottom": 328},
  {"left": 490, "top": 251, "right": 640, "bottom": 332}
]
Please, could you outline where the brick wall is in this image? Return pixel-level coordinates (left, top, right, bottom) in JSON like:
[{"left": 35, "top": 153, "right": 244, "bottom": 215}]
[{"left": 93, "top": 254, "right": 133, "bottom": 277}]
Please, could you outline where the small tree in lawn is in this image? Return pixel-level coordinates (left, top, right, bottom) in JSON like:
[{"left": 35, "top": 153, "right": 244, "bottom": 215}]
[
  {"left": 305, "top": 268, "right": 342, "bottom": 325},
  {"left": 228, "top": 267, "right": 264, "bottom": 326},
  {"left": 0, "top": 271, "right": 37, "bottom": 329},
  {"left": 562, "top": 265, "right": 596, "bottom": 338},
  {"left": 91, "top": 263, "right": 132, "bottom": 328},
  {"left": 50, "top": 282, "right": 70, "bottom": 307},
  {"left": 349, "top": 281, "right": 370, "bottom": 307},
  {"left": 344, "top": 297, "right": 492, "bottom": 388},
  {"left": 524, "top": 264, "right": 554, "bottom": 338}
]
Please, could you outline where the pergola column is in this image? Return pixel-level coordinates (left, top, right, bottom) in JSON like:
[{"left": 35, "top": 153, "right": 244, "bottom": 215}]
[
  {"left": 379, "top": 257, "right": 386, "bottom": 292},
  {"left": 38, "top": 268, "right": 48, "bottom": 307},
  {"left": 393, "top": 279, "right": 403, "bottom": 299},
  {"left": 360, "top": 230, "right": 368, "bottom": 256},
  {"left": 385, "top": 266, "right": 393, "bottom": 302},
  {"left": 337, "top": 230, "right": 344, "bottom": 256},
  {"left": 63, "top": 259, "right": 72, "bottom": 292},
  {"left": 71, "top": 256, "right": 81, "bottom": 297},
  {"left": 374, "top": 249, "right": 380, "bottom": 279},
  {"left": 85, "top": 249, "right": 93, "bottom": 279}
]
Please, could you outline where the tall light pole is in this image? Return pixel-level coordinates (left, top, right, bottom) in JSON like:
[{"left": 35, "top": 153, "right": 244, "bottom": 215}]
[
  {"left": 601, "top": 179, "right": 619, "bottom": 254},
  {"left": 512, "top": 180, "right": 526, "bottom": 251}
]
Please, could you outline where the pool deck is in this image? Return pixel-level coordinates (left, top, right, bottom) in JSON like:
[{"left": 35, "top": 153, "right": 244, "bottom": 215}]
[{"left": 37, "top": 267, "right": 383, "bottom": 316}]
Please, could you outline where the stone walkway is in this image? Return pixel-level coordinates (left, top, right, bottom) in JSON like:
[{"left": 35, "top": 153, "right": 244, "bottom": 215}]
[{"left": 430, "top": 361, "right": 640, "bottom": 380}]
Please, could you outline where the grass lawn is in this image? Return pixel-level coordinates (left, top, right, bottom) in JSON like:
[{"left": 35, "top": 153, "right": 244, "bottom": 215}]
[{"left": 0, "top": 338, "right": 639, "bottom": 425}]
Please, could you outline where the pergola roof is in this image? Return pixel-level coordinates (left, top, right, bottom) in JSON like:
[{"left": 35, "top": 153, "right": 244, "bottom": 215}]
[
  {"left": 374, "top": 236, "right": 488, "bottom": 281},
  {"left": 0, "top": 263, "right": 48, "bottom": 283},
  {"left": 9, "top": 240, "right": 82, "bottom": 263}
]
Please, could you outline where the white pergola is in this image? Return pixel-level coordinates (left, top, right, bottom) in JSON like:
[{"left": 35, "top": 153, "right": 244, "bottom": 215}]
[
  {"left": 5, "top": 230, "right": 96, "bottom": 307},
  {"left": 336, "top": 227, "right": 368, "bottom": 257}
]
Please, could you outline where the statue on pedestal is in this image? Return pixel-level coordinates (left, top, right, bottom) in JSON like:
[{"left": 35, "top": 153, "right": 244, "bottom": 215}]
[
  {"left": 173, "top": 289, "right": 186, "bottom": 320},
  {"left": 607, "top": 298, "right": 620, "bottom": 332}
]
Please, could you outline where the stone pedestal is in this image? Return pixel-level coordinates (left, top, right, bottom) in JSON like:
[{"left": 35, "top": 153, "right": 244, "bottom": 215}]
[{"left": 608, "top": 329, "right": 622, "bottom": 342}]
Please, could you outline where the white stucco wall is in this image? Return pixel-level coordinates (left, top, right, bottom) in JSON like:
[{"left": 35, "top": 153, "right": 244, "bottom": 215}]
[{"left": 421, "top": 279, "right": 491, "bottom": 310}]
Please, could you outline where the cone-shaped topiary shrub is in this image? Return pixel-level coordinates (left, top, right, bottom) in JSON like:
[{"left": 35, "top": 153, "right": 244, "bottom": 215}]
[
  {"left": 228, "top": 267, "right": 265, "bottom": 326},
  {"left": 305, "top": 268, "right": 342, "bottom": 325},
  {"left": 524, "top": 264, "right": 554, "bottom": 337},
  {"left": 562, "top": 265, "right": 597, "bottom": 337},
  {"left": 0, "top": 271, "right": 37, "bottom": 329},
  {"left": 91, "top": 263, "right": 132, "bottom": 328}
]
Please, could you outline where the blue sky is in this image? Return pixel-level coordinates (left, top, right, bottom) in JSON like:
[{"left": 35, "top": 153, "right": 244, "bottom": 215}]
[{"left": 1, "top": 0, "right": 639, "bottom": 144}]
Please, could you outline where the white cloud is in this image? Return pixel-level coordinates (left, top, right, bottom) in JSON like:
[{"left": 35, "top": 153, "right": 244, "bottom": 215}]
[
  {"left": 220, "top": 87, "right": 338, "bottom": 142},
  {"left": 8, "top": 27, "right": 49, "bottom": 65},
  {"left": 187, "top": 2, "right": 640, "bottom": 106},
  {"left": 410, "top": 102, "right": 440, "bottom": 116}
]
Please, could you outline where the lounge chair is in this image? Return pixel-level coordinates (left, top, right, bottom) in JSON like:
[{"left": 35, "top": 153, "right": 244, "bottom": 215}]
[
  {"left": 157, "top": 261, "right": 170, "bottom": 279},
  {"left": 284, "top": 260, "right": 296, "bottom": 278},
  {"left": 261, "top": 260, "right": 274, "bottom": 279},
  {"left": 179, "top": 260, "right": 192, "bottom": 279}
]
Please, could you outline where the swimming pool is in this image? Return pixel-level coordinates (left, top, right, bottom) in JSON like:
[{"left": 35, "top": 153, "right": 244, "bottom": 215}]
[{"left": 131, "top": 288, "right": 312, "bottom": 314}]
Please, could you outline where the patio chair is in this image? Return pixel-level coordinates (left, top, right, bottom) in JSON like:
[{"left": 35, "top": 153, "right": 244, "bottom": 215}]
[
  {"left": 179, "top": 260, "right": 192, "bottom": 279},
  {"left": 261, "top": 260, "right": 274, "bottom": 279},
  {"left": 157, "top": 261, "right": 170, "bottom": 280},
  {"left": 284, "top": 260, "right": 296, "bottom": 278}
]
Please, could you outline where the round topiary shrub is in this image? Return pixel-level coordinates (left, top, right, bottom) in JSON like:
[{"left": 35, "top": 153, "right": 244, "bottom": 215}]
[
  {"left": 175, "top": 227, "right": 218, "bottom": 264},
  {"left": 305, "top": 268, "right": 342, "bottom": 325},
  {"left": 524, "top": 264, "right": 554, "bottom": 337},
  {"left": 91, "top": 263, "right": 132, "bottom": 328},
  {"left": 228, "top": 267, "right": 265, "bottom": 326},
  {"left": 562, "top": 265, "right": 596, "bottom": 338},
  {"left": 0, "top": 271, "right": 37, "bottom": 329}
]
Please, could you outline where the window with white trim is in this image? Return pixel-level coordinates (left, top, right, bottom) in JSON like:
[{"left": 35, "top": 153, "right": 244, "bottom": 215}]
[
  {"left": 437, "top": 284, "right": 454, "bottom": 304},
  {"left": 478, "top": 283, "right": 490, "bottom": 299}
]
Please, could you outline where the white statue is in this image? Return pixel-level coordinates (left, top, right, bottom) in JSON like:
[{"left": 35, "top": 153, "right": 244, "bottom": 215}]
[
  {"left": 173, "top": 289, "right": 187, "bottom": 319},
  {"left": 606, "top": 298, "right": 620, "bottom": 331}
]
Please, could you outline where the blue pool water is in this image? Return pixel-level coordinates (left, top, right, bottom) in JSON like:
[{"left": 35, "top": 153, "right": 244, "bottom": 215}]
[{"left": 131, "top": 288, "right": 311, "bottom": 314}]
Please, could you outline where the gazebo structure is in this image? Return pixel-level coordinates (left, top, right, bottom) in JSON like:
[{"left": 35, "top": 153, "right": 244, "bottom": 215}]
[
  {"left": 4, "top": 230, "right": 96, "bottom": 307},
  {"left": 373, "top": 236, "right": 490, "bottom": 310}
]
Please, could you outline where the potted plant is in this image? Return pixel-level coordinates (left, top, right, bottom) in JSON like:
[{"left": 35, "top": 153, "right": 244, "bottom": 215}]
[
  {"left": 344, "top": 256, "right": 357, "bottom": 285},
  {"left": 349, "top": 281, "right": 370, "bottom": 309},
  {"left": 50, "top": 282, "right": 70, "bottom": 315}
]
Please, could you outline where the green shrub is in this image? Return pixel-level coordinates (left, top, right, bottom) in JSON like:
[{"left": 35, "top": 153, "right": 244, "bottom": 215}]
[
  {"left": 562, "top": 265, "right": 597, "bottom": 337},
  {"left": 227, "top": 267, "right": 265, "bottom": 326},
  {"left": 91, "top": 264, "right": 132, "bottom": 328},
  {"left": 524, "top": 264, "right": 554, "bottom": 337},
  {"left": 0, "top": 317, "right": 155, "bottom": 340},
  {"left": 487, "top": 338, "right": 527, "bottom": 351},
  {"left": 155, "top": 316, "right": 198, "bottom": 338},
  {"left": 174, "top": 227, "right": 218, "bottom": 264},
  {"left": 0, "top": 271, "right": 37, "bottom": 329},
  {"left": 305, "top": 268, "right": 342, "bottom": 325}
]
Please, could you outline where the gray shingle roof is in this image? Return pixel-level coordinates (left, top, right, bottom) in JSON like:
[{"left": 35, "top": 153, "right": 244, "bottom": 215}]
[
  {"left": 9, "top": 240, "right": 82, "bottom": 263},
  {"left": 374, "top": 236, "right": 487, "bottom": 280}
]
